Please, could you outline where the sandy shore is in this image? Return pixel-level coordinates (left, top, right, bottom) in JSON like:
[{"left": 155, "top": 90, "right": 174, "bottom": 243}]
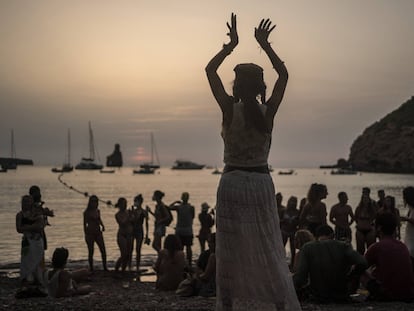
[{"left": 1, "top": 263, "right": 413, "bottom": 311}]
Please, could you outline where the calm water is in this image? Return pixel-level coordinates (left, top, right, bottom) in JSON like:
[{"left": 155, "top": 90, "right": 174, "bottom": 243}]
[{"left": 1, "top": 166, "right": 413, "bottom": 266}]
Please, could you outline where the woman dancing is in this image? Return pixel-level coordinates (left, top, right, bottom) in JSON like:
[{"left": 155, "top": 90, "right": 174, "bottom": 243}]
[{"left": 206, "top": 13, "right": 301, "bottom": 310}]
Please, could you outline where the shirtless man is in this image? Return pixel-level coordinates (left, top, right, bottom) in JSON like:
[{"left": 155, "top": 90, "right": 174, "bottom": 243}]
[{"left": 329, "top": 192, "right": 354, "bottom": 243}]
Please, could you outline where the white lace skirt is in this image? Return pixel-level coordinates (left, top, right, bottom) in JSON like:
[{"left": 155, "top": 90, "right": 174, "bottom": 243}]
[{"left": 216, "top": 170, "right": 301, "bottom": 311}]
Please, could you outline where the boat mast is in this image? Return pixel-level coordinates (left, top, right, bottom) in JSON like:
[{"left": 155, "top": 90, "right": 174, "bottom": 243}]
[
  {"left": 67, "top": 129, "right": 71, "bottom": 165},
  {"left": 151, "top": 132, "right": 160, "bottom": 166},
  {"left": 89, "top": 121, "right": 95, "bottom": 161},
  {"left": 10, "top": 129, "right": 16, "bottom": 158}
]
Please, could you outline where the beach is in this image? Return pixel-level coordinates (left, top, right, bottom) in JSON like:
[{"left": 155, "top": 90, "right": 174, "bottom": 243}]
[{"left": 1, "top": 268, "right": 413, "bottom": 311}]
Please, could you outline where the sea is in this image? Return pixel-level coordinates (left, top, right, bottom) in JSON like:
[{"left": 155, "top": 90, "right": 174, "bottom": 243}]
[{"left": 1, "top": 166, "right": 413, "bottom": 269}]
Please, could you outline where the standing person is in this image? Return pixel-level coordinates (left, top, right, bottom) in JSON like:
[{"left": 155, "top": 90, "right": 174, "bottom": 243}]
[
  {"left": 114, "top": 197, "right": 133, "bottom": 272},
  {"left": 169, "top": 192, "right": 195, "bottom": 266},
  {"left": 276, "top": 192, "right": 286, "bottom": 220},
  {"left": 354, "top": 194, "right": 377, "bottom": 255},
  {"left": 130, "top": 194, "right": 149, "bottom": 273},
  {"left": 280, "top": 196, "right": 300, "bottom": 268},
  {"left": 299, "top": 183, "right": 328, "bottom": 235},
  {"left": 206, "top": 13, "right": 301, "bottom": 310},
  {"left": 198, "top": 202, "right": 215, "bottom": 253},
  {"left": 362, "top": 187, "right": 378, "bottom": 212},
  {"left": 378, "top": 195, "right": 401, "bottom": 239},
  {"left": 401, "top": 186, "right": 414, "bottom": 266},
  {"left": 147, "top": 190, "right": 171, "bottom": 253},
  {"left": 377, "top": 189, "right": 386, "bottom": 210},
  {"left": 16, "top": 195, "right": 46, "bottom": 289},
  {"left": 329, "top": 191, "right": 355, "bottom": 242},
  {"left": 83, "top": 195, "right": 108, "bottom": 271},
  {"left": 29, "top": 185, "right": 54, "bottom": 251}
]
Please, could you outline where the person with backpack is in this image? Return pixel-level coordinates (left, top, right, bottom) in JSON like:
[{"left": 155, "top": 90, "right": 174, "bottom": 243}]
[
  {"left": 169, "top": 192, "right": 195, "bottom": 266},
  {"left": 147, "top": 190, "right": 172, "bottom": 253}
]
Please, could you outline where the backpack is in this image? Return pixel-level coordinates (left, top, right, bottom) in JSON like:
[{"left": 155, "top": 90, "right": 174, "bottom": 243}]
[{"left": 164, "top": 205, "right": 173, "bottom": 226}]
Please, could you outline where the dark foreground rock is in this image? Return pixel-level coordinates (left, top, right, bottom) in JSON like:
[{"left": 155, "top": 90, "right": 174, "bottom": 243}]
[{"left": 1, "top": 270, "right": 413, "bottom": 311}]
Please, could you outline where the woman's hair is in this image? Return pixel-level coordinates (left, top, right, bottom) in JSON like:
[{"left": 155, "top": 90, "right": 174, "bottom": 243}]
[
  {"left": 116, "top": 197, "right": 127, "bottom": 209},
  {"left": 233, "top": 63, "right": 269, "bottom": 133},
  {"left": 287, "top": 196, "right": 298, "bottom": 209},
  {"left": 294, "top": 229, "right": 314, "bottom": 250},
  {"left": 86, "top": 195, "right": 99, "bottom": 211},
  {"left": 306, "top": 183, "right": 326, "bottom": 206},
  {"left": 403, "top": 186, "right": 414, "bottom": 207},
  {"left": 52, "top": 247, "right": 69, "bottom": 269},
  {"left": 134, "top": 194, "right": 143, "bottom": 203},
  {"left": 357, "top": 194, "right": 376, "bottom": 215},
  {"left": 163, "top": 234, "right": 182, "bottom": 258},
  {"left": 384, "top": 195, "right": 396, "bottom": 211},
  {"left": 153, "top": 190, "right": 165, "bottom": 200}
]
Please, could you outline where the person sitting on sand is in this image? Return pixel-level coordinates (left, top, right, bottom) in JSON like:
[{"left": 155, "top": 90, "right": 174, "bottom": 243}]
[
  {"left": 115, "top": 197, "right": 133, "bottom": 272},
  {"left": 83, "top": 195, "right": 108, "bottom": 271},
  {"left": 292, "top": 229, "right": 314, "bottom": 273},
  {"left": 299, "top": 183, "right": 328, "bottom": 235},
  {"left": 293, "top": 225, "right": 367, "bottom": 303},
  {"left": 16, "top": 195, "right": 46, "bottom": 289},
  {"left": 280, "top": 196, "right": 300, "bottom": 268},
  {"left": 197, "top": 202, "right": 215, "bottom": 253},
  {"left": 363, "top": 213, "right": 414, "bottom": 302},
  {"left": 45, "top": 247, "right": 91, "bottom": 298},
  {"left": 169, "top": 192, "right": 195, "bottom": 266},
  {"left": 329, "top": 191, "right": 354, "bottom": 243},
  {"left": 194, "top": 232, "right": 216, "bottom": 297},
  {"left": 154, "top": 234, "right": 186, "bottom": 291}
]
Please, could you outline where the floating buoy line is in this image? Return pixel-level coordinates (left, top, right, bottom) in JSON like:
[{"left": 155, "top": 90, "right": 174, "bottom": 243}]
[{"left": 57, "top": 173, "right": 115, "bottom": 207}]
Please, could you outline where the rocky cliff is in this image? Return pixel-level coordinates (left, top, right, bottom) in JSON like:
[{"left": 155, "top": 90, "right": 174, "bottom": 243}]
[
  {"left": 106, "top": 143, "right": 123, "bottom": 167},
  {"left": 348, "top": 96, "right": 414, "bottom": 173}
]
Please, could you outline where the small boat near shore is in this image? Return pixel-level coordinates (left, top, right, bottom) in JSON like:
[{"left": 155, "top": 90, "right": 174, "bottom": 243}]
[
  {"left": 172, "top": 160, "right": 205, "bottom": 170},
  {"left": 134, "top": 133, "right": 160, "bottom": 175},
  {"left": 211, "top": 167, "right": 222, "bottom": 175},
  {"left": 133, "top": 165, "right": 156, "bottom": 174},
  {"left": 100, "top": 169, "right": 115, "bottom": 174},
  {"left": 278, "top": 169, "right": 295, "bottom": 175},
  {"left": 331, "top": 168, "right": 358, "bottom": 175}
]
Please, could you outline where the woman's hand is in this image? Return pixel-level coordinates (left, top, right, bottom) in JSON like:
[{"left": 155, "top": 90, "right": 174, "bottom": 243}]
[
  {"left": 225, "top": 13, "right": 238, "bottom": 50},
  {"left": 255, "top": 18, "right": 276, "bottom": 48}
]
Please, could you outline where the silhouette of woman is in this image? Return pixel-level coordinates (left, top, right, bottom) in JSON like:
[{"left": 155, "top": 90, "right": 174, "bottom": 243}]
[{"left": 206, "top": 13, "right": 301, "bottom": 310}]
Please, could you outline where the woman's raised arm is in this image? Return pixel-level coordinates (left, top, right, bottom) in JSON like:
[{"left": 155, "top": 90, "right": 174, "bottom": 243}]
[{"left": 205, "top": 13, "right": 238, "bottom": 113}]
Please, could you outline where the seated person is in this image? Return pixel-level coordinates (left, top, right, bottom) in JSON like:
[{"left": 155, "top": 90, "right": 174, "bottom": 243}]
[
  {"left": 293, "top": 225, "right": 367, "bottom": 303},
  {"left": 364, "top": 213, "right": 414, "bottom": 302},
  {"left": 292, "top": 229, "right": 314, "bottom": 273},
  {"left": 45, "top": 247, "right": 91, "bottom": 298},
  {"left": 194, "top": 233, "right": 216, "bottom": 297},
  {"left": 154, "top": 234, "right": 186, "bottom": 291}
]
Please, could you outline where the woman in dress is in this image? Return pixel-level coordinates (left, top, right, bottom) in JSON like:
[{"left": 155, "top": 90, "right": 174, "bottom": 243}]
[
  {"left": 206, "top": 13, "right": 301, "bottom": 310},
  {"left": 401, "top": 186, "right": 414, "bottom": 265},
  {"left": 114, "top": 197, "right": 133, "bottom": 272},
  {"left": 354, "top": 194, "right": 377, "bottom": 255},
  {"left": 83, "top": 195, "right": 108, "bottom": 271},
  {"left": 130, "top": 194, "right": 149, "bottom": 273}
]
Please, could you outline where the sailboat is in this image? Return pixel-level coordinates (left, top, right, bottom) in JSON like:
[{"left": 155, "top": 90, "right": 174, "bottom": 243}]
[
  {"left": 52, "top": 129, "right": 74, "bottom": 173},
  {"left": 0, "top": 129, "right": 33, "bottom": 169},
  {"left": 133, "top": 133, "right": 160, "bottom": 174},
  {"left": 75, "top": 122, "right": 103, "bottom": 170}
]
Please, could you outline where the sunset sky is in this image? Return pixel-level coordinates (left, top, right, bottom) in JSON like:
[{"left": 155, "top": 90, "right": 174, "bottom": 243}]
[{"left": 1, "top": 0, "right": 413, "bottom": 167}]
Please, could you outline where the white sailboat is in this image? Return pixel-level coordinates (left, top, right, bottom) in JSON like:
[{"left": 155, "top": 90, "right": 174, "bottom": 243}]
[
  {"left": 75, "top": 122, "right": 103, "bottom": 170},
  {"left": 133, "top": 132, "right": 160, "bottom": 174},
  {"left": 52, "top": 129, "right": 73, "bottom": 173}
]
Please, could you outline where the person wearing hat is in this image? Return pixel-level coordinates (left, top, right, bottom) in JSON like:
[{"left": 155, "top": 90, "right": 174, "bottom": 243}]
[
  {"left": 198, "top": 202, "right": 215, "bottom": 253},
  {"left": 206, "top": 13, "right": 301, "bottom": 310}
]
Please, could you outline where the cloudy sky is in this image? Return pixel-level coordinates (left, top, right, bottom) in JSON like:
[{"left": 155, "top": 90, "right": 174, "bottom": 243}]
[{"left": 0, "top": 0, "right": 413, "bottom": 167}]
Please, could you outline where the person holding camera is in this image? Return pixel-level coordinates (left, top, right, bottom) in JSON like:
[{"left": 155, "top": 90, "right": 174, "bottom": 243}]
[{"left": 130, "top": 194, "right": 150, "bottom": 274}]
